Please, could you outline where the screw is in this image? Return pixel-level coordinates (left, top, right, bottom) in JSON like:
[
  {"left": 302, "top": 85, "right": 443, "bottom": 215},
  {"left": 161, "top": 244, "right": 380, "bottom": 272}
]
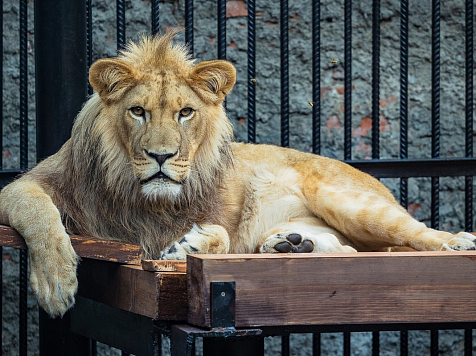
[{"left": 221, "top": 292, "right": 226, "bottom": 297}]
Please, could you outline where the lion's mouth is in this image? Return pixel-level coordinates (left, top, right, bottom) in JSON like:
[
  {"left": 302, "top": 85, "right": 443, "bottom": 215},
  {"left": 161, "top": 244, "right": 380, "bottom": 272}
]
[{"left": 139, "top": 171, "right": 178, "bottom": 185}]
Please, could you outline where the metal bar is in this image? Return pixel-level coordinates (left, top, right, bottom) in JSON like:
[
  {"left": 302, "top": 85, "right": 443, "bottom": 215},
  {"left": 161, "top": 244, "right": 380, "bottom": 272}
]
[
  {"left": 431, "top": 0, "right": 440, "bottom": 230},
  {"left": 371, "top": 0, "right": 380, "bottom": 159},
  {"left": 247, "top": 0, "right": 256, "bottom": 143},
  {"left": 312, "top": 333, "right": 321, "bottom": 356},
  {"left": 430, "top": 330, "right": 438, "bottom": 356},
  {"left": 399, "top": 0, "right": 409, "bottom": 213},
  {"left": 344, "top": 0, "right": 352, "bottom": 159},
  {"left": 86, "top": 0, "right": 93, "bottom": 96},
  {"left": 281, "top": 335, "right": 290, "bottom": 356},
  {"left": 35, "top": 0, "right": 87, "bottom": 160},
  {"left": 19, "top": 0, "right": 28, "bottom": 353},
  {"left": 400, "top": 330, "right": 408, "bottom": 356},
  {"left": 116, "top": 0, "right": 125, "bottom": 51},
  {"left": 372, "top": 331, "right": 379, "bottom": 356},
  {"left": 185, "top": 0, "right": 193, "bottom": 55},
  {"left": 464, "top": 0, "right": 474, "bottom": 236},
  {"left": 464, "top": 329, "right": 472, "bottom": 356},
  {"left": 312, "top": 0, "right": 320, "bottom": 154},
  {"left": 217, "top": 0, "right": 226, "bottom": 60},
  {"left": 0, "top": 245, "right": 2, "bottom": 356},
  {"left": 347, "top": 158, "right": 476, "bottom": 178},
  {"left": 343, "top": 332, "right": 351, "bottom": 356},
  {"left": 280, "top": 0, "right": 289, "bottom": 147},
  {"left": 0, "top": 1, "right": 3, "bottom": 349},
  {"left": 0, "top": 0, "right": 3, "bottom": 171},
  {"left": 151, "top": 0, "right": 159, "bottom": 34}
]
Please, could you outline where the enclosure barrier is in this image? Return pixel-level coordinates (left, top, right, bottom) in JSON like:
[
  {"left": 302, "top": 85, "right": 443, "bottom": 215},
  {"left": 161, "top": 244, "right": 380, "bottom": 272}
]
[{"left": 0, "top": 0, "right": 475, "bottom": 355}]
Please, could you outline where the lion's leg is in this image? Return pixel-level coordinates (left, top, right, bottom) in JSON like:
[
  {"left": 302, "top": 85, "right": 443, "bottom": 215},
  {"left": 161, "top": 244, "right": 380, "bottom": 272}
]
[
  {"left": 258, "top": 217, "right": 357, "bottom": 254},
  {"left": 0, "top": 179, "right": 78, "bottom": 317},
  {"left": 160, "top": 223, "right": 230, "bottom": 260},
  {"left": 303, "top": 183, "right": 476, "bottom": 252}
]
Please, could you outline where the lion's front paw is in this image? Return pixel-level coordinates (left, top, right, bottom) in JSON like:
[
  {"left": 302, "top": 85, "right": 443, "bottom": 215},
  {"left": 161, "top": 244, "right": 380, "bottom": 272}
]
[
  {"left": 160, "top": 224, "right": 230, "bottom": 260},
  {"left": 29, "top": 236, "right": 79, "bottom": 317},
  {"left": 260, "top": 233, "right": 315, "bottom": 254},
  {"left": 442, "top": 232, "right": 476, "bottom": 251}
]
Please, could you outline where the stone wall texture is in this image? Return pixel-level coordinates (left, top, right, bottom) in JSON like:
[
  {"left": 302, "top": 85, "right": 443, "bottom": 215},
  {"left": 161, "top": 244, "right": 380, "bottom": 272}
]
[{"left": 1, "top": 0, "right": 476, "bottom": 354}]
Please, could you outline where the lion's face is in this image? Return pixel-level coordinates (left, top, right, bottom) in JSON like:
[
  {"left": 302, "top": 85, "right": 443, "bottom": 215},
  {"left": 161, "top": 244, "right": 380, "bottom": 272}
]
[{"left": 88, "top": 35, "right": 236, "bottom": 200}]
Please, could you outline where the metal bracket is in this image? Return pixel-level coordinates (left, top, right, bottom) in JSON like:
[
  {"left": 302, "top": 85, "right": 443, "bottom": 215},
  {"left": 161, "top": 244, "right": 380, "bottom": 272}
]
[{"left": 210, "top": 281, "right": 236, "bottom": 329}]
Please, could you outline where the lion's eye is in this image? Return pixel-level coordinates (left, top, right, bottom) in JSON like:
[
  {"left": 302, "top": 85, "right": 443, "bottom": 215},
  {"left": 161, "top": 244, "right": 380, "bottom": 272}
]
[
  {"left": 130, "top": 106, "right": 145, "bottom": 117},
  {"left": 179, "top": 107, "right": 194, "bottom": 118}
]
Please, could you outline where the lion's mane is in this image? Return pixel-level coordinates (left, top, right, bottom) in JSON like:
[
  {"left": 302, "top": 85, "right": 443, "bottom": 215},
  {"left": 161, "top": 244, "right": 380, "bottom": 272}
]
[{"left": 38, "top": 34, "right": 234, "bottom": 258}]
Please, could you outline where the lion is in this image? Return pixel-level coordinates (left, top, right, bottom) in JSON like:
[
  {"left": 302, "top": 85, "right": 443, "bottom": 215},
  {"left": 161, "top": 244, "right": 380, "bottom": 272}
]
[{"left": 0, "top": 32, "right": 474, "bottom": 318}]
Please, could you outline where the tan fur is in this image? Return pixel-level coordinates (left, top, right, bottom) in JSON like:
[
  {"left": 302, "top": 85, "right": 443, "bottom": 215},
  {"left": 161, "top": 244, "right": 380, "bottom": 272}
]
[{"left": 0, "top": 32, "right": 474, "bottom": 317}]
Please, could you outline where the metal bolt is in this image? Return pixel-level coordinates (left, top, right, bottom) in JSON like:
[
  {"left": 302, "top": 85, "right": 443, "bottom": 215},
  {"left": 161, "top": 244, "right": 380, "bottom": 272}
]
[{"left": 221, "top": 292, "right": 226, "bottom": 297}]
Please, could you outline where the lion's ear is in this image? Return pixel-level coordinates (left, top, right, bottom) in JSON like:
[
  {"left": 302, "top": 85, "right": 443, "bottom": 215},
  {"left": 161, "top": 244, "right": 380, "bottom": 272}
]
[
  {"left": 89, "top": 59, "right": 138, "bottom": 102},
  {"left": 190, "top": 60, "right": 236, "bottom": 104}
]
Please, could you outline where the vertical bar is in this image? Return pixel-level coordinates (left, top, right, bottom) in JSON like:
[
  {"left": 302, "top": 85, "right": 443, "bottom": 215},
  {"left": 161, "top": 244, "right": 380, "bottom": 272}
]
[
  {"left": 464, "top": 329, "right": 472, "bottom": 356},
  {"left": 0, "top": 0, "right": 3, "bottom": 171},
  {"left": 280, "top": 0, "right": 289, "bottom": 147},
  {"left": 247, "top": 0, "right": 256, "bottom": 143},
  {"left": 86, "top": 0, "right": 93, "bottom": 95},
  {"left": 151, "top": 0, "right": 159, "bottom": 35},
  {"left": 371, "top": 0, "right": 380, "bottom": 159},
  {"left": 344, "top": 0, "right": 352, "bottom": 160},
  {"left": 430, "top": 330, "right": 438, "bottom": 356},
  {"left": 399, "top": 0, "right": 409, "bottom": 217},
  {"left": 312, "top": 0, "right": 321, "bottom": 154},
  {"left": 430, "top": 0, "right": 440, "bottom": 230},
  {"left": 19, "top": 0, "right": 28, "bottom": 353},
  {"left": 464, "top": 0, "right": 473, "bottom": 232},
  {"left": 400, "top": 330, "right": 408, "bottom": 356},
  {"left": 281, "top": 335, "right": 290, "bottom": 356},
  {"left": 0, "top": 1, "right": 3, "bottom": 350},
  {"left": 372, "top": 331, "right": 379, "bottom": 356},
  {"left": 343, "top": 332, "right": 351, "bottom": 356},
  {"left": 312, "top": 333, "right": 321, "bottom": 356},
  {"left": 217, "top": 0, "right": 226, "bottom": 60},
  {"left": 185, "top": 0, "right": 193, "bottom": 55},
  {"left": 116, "top": 0, "right": 125, "bottom": 51},
  {"left": 464, "top": 0, "right": 473, "bottom": 352}
]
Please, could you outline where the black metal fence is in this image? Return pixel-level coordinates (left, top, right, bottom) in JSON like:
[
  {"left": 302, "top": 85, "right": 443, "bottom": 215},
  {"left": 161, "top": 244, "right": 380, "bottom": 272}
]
[{"left": 0, "top": 0, "right": 475, "bottom": 355}]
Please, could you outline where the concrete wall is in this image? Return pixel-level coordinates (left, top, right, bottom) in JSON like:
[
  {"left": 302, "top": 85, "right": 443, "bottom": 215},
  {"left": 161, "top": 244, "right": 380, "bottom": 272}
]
[{"left": 1, "top": 0, "right": 475, "bottom": 354}]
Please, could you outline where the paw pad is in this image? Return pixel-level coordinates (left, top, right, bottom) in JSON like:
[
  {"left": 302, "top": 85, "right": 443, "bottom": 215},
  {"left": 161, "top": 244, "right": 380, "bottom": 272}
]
[{"left": 274, "top": 234, "right": 314, "bottom": 253}]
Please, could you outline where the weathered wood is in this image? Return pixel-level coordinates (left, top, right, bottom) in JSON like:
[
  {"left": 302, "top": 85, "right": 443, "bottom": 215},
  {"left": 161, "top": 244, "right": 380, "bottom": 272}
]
[
  {"left": 0, "top": 224, "right": 142, "bottom": 264},
  {"left": 141, "top": 259, "right": 187, "bottom": 272},
  {"left": 187, "top": 252, "right": 476, "bottom": 328},
  {"left": 78, "top": 258, "right": 187, "bottom": 321}
]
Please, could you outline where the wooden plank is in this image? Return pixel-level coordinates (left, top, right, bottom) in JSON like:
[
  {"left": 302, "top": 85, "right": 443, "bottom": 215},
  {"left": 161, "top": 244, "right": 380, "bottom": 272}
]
[
  {"left": 0, "top": 224, "right": 142, "bottom": 264},
  {"left": 187, "top": 252, "right": 476, "bottom": 328},
  {"left": 141, "top": 259, "right": 187, "bottom": 272},
  {"left": 78, "top": 258, "right": 187, "bottom": 320}
]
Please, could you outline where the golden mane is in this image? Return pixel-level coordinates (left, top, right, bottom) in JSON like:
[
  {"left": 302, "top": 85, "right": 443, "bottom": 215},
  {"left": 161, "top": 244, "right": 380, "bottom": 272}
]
[{"left": 33, "top": 34, "right": 234, "bottom": 258}]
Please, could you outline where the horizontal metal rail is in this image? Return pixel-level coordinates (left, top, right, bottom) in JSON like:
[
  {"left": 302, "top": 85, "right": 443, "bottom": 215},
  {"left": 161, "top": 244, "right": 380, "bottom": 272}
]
[{"left": 348, "top": 157, "right": 476, "bottom": 178}]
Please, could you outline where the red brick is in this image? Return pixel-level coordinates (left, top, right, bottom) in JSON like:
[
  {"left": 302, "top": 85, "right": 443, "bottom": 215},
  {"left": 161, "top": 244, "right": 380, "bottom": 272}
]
[{"left": 227, "top": 0, "right": 248, "bottom": 18}]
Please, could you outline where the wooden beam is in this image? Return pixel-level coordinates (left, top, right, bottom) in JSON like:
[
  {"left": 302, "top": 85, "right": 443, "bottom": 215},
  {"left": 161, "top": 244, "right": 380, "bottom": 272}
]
[
  {"left": 187, "top": 252, "right": 476, "bottom": 328},
  {"left": 77, "top": 259, "right": 187, "bottom": 321},
  {"left": 141, "top": 259, "right": 187, "bottom": 272},
  {"left": 0, "top": 224, "right": 142, "bottom": 264}
]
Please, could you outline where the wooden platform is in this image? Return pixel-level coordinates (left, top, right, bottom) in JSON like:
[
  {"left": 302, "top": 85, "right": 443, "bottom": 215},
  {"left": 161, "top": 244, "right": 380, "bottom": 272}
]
[
  {"left": 1, "top": 224, "right": 476, "bottom": 329},
  {"left": 188, "top": 252, "right": 476, "bottom": 328}
]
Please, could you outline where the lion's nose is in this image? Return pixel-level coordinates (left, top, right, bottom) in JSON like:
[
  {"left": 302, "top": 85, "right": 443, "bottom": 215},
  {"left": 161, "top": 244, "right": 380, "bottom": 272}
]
[{"left": 144, "top": 150, "right": 176, "bottom": 166}]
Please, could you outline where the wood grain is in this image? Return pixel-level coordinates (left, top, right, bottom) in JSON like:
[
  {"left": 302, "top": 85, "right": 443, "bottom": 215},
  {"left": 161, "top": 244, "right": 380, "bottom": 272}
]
[
  {"left": 78, "top": 259, "right": 187, "bottom": 320},
  {"left": 141, "top": 260, "right": 187, "bottom": 272},
  {"left": 188, "top": 252, "right": 476, "bottom": 328},
  {"left": 0, "top": 224, "right": 142, "bottom": 264}
]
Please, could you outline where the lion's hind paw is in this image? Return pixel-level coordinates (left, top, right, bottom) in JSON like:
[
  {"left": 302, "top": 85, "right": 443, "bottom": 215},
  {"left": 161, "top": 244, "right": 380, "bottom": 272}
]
[{"left": 442, "top": 232, "right": 476, "bottom": 251}]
